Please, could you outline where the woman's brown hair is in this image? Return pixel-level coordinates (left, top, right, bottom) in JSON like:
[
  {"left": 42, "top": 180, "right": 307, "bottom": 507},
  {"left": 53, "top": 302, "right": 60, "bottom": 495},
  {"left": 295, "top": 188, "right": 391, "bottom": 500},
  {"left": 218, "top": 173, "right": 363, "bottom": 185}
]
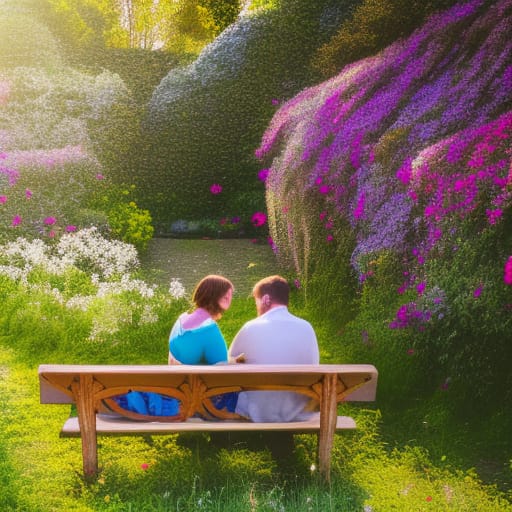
[{"left": 192, "top": 274, "right": 234, "bottom": 317}]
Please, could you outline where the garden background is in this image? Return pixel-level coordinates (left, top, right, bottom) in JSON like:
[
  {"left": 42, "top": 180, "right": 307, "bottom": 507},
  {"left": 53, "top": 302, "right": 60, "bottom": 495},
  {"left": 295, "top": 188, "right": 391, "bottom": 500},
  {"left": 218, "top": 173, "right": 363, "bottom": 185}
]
[{"left": 0, "top": 0, "right": 511, "bottom": 510}]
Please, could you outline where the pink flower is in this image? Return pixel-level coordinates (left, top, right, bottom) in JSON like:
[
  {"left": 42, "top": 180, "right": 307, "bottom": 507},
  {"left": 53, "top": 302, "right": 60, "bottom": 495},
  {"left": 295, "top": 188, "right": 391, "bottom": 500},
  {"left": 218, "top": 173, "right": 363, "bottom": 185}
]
[
  {"left": 326, "top": 234, "right": 334, "bottom": 242},
  {"left": 486, "top": 208, "right": 502, "bottom": 225},
  {"left": 210, "top": 183, "right": 222, "bottom": 194},
  {"left": 258, "top": 168, "right": 270, "bottom": 182},
  {"left": 416, "top": 281, "right": 426, "bottom": 295},
  {"left": 473, "top": 285, "right": 483, "bottom": 298},
  {"left": 25, "top": 189, "right": 32, "bottom": 199},
  {"left": 319, "top": 185, "right": 330, "bottom": 194},
  {"left": 141, "top": 463, "right": 149, "bottom": 470},
  {"left": 0, "top": 195, "right": 6, "bottom": 204},
  {"left": 48, "top": 230, "right": 56, "bottom": 238},
  {"left": 319, "top": 211, "right": 327, "bottom": 221},
  {"left": 251, "top": 211, "right": 267, "bottom": 227},
  {"left": 12, "top": 215, "right": 21, "bottom": 226},
  {"left": 504, "top": 256, "right": 512, "bottom": 285},
  {"left": 353, "top": 193, "right": 365, "bottom": 220},
  {"left": 96, "top": 173, "right": 104, "bottom": 180},
  {"left": 407, "top": 348, "right": 415, "bottom": 356},
  {"left": 65, "top": 225, "right": 77, "bottom": 232},
  {"left": 294, "top": 279, "right": 301, "bottom": 289},
  {"left": 44, "top": 216, "right": 57, "bottom": 225},
  {"left": 271, "top": 98, "right": 280, "bottom": 106}
]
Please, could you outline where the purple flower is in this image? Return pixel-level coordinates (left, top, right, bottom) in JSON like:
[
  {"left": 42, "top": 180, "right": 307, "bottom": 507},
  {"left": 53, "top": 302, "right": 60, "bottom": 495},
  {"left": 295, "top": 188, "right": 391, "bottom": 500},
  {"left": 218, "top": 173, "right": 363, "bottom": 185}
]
[
  {"left": 44, "top": 216, "right": 57, "bottom": 225},
  {"left": 210, "top": 183, "right": 222, "bottom": 194},
  {"left": 258, "top": 168, "right": 270, "bottom": 182}
]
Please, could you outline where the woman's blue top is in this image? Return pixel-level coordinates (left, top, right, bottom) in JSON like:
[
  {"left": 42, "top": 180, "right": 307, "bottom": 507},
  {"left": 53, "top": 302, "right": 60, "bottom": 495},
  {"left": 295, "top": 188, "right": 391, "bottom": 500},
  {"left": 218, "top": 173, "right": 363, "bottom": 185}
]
[{"left": 169, "top": 317, "right": 228, "bottom": 365}]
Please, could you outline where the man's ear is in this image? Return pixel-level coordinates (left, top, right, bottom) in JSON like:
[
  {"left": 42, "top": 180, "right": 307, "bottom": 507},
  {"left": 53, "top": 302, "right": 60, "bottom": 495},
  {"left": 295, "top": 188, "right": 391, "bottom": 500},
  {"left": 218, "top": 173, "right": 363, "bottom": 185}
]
[{"left": 262, "top": 294, "right": 271, "bottom": 306}]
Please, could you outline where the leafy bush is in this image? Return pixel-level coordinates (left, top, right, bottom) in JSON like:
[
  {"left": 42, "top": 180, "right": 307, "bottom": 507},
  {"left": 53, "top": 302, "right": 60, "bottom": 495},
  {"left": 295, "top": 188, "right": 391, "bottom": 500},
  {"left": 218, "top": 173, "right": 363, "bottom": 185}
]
[
  {"left": 140, "top": 0, "right": 357, "bottom": 230},
  {"left": 312, "top": 0, "right": 459, "bottom": 78}
]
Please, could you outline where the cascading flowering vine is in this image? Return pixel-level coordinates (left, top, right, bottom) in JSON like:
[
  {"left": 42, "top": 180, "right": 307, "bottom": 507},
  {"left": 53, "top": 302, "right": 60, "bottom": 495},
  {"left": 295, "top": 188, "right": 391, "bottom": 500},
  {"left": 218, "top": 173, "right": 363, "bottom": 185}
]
[{"left": 256, "top": 0, "right": 512, "bottom": 293}]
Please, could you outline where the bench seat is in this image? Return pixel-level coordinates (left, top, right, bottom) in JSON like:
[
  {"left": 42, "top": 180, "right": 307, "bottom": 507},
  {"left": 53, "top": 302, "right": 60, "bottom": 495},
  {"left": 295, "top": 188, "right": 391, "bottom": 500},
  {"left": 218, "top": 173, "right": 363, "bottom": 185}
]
[{"left": 61, "top": 414, "right": 357, "bottom": 436}]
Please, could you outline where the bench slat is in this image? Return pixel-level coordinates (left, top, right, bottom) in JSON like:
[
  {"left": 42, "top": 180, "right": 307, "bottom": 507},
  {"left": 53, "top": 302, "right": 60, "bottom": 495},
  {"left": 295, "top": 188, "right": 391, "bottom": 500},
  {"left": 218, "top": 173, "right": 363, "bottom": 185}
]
[{"left": 61, "top": 414, "right": 357, "bottom": 436}]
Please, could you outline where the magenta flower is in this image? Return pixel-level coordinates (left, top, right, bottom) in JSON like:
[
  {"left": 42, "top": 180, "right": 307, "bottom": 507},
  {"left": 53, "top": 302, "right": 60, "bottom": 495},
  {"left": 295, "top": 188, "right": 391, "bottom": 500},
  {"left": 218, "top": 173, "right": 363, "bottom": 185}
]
[
  {"left": 141, "top": 463, "right": 149, "bottom": 470},
  {"left": 0, "top": 195, "right": 6, "bottom": 204},
  {"left": 210, "top": 183, "right": 222, "bottom": 194},
  {"left": 473, "top": 285, "right": 483, "bottom": 298},
  {"left": 251, "top": 211, "right": 267, "bottom": 227},
  {"left": 231, "top": 216, "right": 240, "bottom": 224},
  {"left": 326, "top": 234, "right": 334, "bottom": 242},
  {"left": 44, "top": 216, "right": 57, "bottom": 225},
  {"left": 12, "top": 215, "right": 21, "bottom": 226},
  {"left": 485, "top": 208, "right": 502, "bottom": 224},
  {"left": 271, "top": 98, "right": 280, "bottom": 106},
  {"left": 319, "top": 211, "right": 327, "bottom": 221},
  {"left": 25, "top": 189, "right": 32, "bottom": 199},
  {"left": 416, "top": 281, "right": 426, "bottom": 295},
  {"left": 319, "top": 185, "right": 330, "bottom": 194},
  {"left": 353, "top": 193, "right": 365, "bottom": 220},
  {"left": 65, "top": 225, "right": 77, "bottom": 232},
  {"left": 504, "top": 256, "right": 512, "bottom": 285},
  {"left": 48, "top": 230, "right": 56, "bottom": 238},
  {"left": 294, "top": 279, "right": 301, "bottom": 289},
  {"left": 96, "top": 173, "right": 104, "bottom": 180},
  {"left": 258, "top": 168, "right": 270, "bottom": 182}
]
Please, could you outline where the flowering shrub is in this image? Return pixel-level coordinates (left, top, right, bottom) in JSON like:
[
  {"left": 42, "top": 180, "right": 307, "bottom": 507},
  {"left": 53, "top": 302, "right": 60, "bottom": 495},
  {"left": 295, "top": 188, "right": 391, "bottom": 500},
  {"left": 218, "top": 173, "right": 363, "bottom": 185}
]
[
  {"left": 257, "top": 0, "right": 512, "bottom": 407},
  {"left": 0, "top": 227, "right": 187, "bottom": 349}
]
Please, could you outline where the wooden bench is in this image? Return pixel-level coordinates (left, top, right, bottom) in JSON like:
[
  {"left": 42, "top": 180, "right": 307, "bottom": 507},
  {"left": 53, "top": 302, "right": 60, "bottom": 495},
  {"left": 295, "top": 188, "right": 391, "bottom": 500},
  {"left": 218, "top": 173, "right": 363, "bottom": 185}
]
[{"left": 39, "top": 363, "right": 378, "bottom": 481}]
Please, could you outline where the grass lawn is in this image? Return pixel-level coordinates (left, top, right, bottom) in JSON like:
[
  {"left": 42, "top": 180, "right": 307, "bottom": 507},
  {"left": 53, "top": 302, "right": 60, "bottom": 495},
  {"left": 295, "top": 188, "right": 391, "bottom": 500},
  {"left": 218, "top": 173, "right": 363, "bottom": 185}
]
[{"left": 0, "top": 239, "right": 510, "bottom": 511}]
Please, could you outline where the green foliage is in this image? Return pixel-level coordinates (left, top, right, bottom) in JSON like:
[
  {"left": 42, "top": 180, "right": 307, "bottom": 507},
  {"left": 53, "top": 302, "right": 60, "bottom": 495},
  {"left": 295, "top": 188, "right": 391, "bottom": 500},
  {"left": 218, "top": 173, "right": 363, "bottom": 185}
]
[
  {"left": 0, "top": 1, "right": 63, "bottom": 70},
  {"left": 420, "top": 216, "right": 512, "bottom": 410},
  {"left": 141, "top": 0, "right": 355, "bottom": 228},
  {"left": 108, "top": 200, "right": 154, "bottom": 252},
  {"left": 312, "top": 0, "right": 459, "bottom": 78}
]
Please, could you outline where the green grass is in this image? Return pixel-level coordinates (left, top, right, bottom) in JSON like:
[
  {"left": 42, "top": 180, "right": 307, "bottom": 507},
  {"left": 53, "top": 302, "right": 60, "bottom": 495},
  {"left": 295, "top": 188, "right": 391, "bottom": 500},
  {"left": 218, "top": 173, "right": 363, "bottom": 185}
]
[{"left": 0, "top": 240, "right": 511, "bottom": 511}]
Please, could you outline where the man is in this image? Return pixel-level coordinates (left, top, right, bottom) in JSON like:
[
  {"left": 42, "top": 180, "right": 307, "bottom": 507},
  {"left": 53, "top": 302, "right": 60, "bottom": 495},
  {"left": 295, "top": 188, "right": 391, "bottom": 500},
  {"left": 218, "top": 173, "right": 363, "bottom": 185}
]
[{"left": 229, "top": 275, "right": 320, "bottom": 422}]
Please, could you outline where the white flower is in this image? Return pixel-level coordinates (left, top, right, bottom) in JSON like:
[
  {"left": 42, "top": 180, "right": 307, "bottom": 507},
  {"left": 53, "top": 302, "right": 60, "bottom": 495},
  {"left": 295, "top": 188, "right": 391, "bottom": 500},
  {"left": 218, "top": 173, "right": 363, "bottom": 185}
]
[{"left": 168, "top": 278, "right": 186, "bottom": 299}]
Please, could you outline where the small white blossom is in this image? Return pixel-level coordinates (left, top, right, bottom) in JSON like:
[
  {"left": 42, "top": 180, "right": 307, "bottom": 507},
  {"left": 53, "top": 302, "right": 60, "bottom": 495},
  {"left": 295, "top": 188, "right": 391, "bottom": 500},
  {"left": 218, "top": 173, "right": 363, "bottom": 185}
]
[{"left": 168, "top": 278, "right": 186, "bottom": 299}]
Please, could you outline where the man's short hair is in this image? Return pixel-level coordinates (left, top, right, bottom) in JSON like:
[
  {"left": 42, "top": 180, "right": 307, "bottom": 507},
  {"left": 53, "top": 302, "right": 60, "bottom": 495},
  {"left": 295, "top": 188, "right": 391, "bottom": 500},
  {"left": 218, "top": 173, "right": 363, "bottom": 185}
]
[{"left": 253, "top": 275, "right": 289, "bottom": 305}]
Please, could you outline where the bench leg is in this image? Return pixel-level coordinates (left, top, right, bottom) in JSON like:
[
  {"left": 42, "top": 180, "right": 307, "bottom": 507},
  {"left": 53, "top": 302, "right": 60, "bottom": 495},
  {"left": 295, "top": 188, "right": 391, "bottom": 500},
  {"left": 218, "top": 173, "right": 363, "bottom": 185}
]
[
  {"left": 72, "top": 376, "right": 98, "bottom": 479},
  {"left": 318, "top": 374, "right": 337, "bottom": 482}
]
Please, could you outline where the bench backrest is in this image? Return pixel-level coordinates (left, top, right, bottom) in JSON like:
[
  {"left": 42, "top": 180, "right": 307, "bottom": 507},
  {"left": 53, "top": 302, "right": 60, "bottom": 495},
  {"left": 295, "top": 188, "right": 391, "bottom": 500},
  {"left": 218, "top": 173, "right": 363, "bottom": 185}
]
[{"left": 40, "top": 364, "right": 377, "bottom": 400}]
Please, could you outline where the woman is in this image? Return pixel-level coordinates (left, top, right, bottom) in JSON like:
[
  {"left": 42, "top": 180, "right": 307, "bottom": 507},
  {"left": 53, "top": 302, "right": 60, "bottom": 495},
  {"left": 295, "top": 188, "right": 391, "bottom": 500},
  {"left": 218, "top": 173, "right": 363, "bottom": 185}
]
[
  {"left": 168, "top": 274, "right": 234, "bottom": 365},
  {"left": 114, "top": 275, "right": 238, "bottom": 417}
]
